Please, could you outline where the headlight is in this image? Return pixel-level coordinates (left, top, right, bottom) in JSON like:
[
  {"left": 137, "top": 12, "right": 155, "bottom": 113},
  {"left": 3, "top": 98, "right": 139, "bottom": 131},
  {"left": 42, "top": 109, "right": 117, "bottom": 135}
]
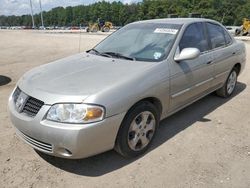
[{"left": 46, "top": 104, "right": 105, "bottom": 124}]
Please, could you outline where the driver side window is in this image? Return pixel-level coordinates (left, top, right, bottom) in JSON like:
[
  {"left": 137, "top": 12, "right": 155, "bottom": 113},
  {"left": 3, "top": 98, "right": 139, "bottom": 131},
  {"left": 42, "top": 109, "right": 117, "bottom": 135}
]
[{"left": 179, "top": 23, "right": 209, "bottom": 52}]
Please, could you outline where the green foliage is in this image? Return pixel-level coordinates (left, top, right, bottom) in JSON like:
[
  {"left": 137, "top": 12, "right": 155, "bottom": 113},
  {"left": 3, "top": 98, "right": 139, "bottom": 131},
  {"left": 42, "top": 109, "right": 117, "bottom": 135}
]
[{"left": 0, "top": 0, "right": 250, "bottom": 26}]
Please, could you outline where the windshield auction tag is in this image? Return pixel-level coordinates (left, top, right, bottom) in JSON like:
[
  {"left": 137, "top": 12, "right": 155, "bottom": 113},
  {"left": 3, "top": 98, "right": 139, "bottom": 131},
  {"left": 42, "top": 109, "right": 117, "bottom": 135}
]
[{"left": 154, "top": 28, "right": 178, "bottom": 34}]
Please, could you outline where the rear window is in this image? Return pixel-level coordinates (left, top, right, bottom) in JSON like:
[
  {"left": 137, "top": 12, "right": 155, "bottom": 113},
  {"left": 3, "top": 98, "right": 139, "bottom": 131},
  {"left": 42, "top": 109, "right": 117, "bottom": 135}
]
[
  {"left": 224, "top": 29, "right": 232, "bottom": 45},
  {"left": 206, "top": 23, "right": 226, "bottom": 49}
]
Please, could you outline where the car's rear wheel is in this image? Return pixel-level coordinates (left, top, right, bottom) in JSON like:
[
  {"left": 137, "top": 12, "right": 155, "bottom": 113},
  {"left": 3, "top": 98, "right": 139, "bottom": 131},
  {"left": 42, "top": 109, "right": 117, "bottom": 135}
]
[
  {"left": 115, "top": 101, "right": 159, "bottom": 158},
  {"left": 216, "top": 68, "right": 238, "bottom": 97}
]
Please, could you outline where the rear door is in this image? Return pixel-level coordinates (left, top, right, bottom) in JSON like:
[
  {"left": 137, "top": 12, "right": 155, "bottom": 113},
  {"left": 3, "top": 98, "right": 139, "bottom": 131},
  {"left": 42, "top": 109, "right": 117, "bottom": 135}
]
[
  {"left": 205, "top": 22, "right": 238, "bottom": 88},
  {"left": 169, "top": 22, "right": 214, "bottom": 111}
]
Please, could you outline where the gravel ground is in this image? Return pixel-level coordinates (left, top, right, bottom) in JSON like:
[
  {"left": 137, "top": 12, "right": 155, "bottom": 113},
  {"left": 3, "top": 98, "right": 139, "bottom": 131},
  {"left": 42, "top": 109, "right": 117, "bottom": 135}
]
[{"left": 0, "top": 30, "right": 250, "bottom": 188}]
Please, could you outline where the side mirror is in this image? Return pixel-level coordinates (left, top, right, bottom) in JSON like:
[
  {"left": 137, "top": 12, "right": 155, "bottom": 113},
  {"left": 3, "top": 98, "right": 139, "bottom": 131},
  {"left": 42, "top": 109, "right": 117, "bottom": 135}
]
[{"left": 174, "top": 48, "right": 200, "bottom": 62}]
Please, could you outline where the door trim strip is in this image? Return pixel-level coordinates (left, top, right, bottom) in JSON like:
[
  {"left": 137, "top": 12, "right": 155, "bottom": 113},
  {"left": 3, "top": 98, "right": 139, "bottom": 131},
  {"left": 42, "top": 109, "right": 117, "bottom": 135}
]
[{"left": 171, "top": 77, "right": 214, "bottom": 98}]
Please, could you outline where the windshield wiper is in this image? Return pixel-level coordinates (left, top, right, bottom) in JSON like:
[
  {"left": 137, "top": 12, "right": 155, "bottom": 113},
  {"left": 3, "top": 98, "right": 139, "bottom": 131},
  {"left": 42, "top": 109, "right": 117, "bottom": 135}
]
[
  {"left": 87, "top": 49, "right": 135, "bottom": 61},
  {"left": 87, "top": 49, "right": 111, "bottom": 58},
  {"left": 87, "top": 48, "right": 99, "bottom": 54},
  {"left": 101, "top": 52, "right": 136, "bottom": 61}
]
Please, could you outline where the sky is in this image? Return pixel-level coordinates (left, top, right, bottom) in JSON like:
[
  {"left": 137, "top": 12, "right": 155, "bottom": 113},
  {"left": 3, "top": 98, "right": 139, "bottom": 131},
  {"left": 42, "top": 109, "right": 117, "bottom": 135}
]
[{"left": 0, "top": 0, "right": 140, "bottom": 16}]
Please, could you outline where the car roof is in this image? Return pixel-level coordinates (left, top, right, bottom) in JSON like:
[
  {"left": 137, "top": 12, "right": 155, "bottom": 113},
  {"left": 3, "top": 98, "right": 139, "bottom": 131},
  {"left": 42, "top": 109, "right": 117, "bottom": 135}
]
[{"left": 133, "top": 18, "right": 219, "bottom": 25}]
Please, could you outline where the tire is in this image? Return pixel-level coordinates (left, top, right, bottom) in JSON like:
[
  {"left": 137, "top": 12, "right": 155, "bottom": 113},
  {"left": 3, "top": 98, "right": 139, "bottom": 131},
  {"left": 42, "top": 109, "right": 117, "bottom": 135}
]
[
  {"left": 216, "top": 68, "right": 238, "bottom": 98},
  {"left": 243, "top": 32, "right": 249, "bottom": 36},
  {"left": 115, "top": 101, "right": 159, "bottom": 158},
  {"left": 102, "top": 26, "right": 110, "bottom": 32},
  {"left": 235, "top": 29, "right": 242, "bottom": 36},
  {"left": 92, "top": 27, "right": 98, "bottom": 32}
]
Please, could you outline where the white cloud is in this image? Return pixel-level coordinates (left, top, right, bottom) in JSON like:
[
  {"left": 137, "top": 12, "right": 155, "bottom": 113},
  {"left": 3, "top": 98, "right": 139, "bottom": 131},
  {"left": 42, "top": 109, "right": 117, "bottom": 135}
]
[
  {"left": 123, "top": 0, "right": 134, "bottom": 4},
  {"left": 0, "top": 0, "right": 141, "bottom": 16}
]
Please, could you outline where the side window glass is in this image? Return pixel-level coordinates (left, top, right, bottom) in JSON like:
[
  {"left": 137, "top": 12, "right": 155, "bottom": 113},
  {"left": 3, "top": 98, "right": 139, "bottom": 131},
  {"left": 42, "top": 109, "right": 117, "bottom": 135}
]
[
  {"left": 179, "top": 23, "right": 209, "bottom": 52},
  {"left": 224, "top": 29, "right": 232, "bottom": 45},
  {"left": 206, "top": 23, "right": 226, "bottom": 48}
]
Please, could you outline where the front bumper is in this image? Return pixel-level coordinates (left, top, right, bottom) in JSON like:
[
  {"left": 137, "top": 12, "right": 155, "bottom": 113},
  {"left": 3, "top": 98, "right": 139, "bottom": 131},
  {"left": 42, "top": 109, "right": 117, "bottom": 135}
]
[{"left": 8, "top": 94, "right": 126, "bottom": 159}]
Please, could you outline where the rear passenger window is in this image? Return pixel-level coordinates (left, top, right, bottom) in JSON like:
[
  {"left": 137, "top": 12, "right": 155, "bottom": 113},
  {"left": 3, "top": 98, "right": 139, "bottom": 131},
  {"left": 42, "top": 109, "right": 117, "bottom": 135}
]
[
  {"left": 179, "top": 23, "right": 209, "bottom": 52},
  {"left": 224, "top": 30, "right": 232, "bottom": 45},
  {"left": 206, "top": 23, "right": 226, "bottom": 48}
]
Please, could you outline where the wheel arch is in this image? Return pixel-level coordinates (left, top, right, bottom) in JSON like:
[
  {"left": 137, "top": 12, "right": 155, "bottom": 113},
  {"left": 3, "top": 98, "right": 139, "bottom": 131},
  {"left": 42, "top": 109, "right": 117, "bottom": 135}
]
[
  {"left": 233, "top": 63, "right": 241, "bottom": 75},
  {"left": 132, "top": 97, "right": 163, "bottom": 118},
  {"left": 116, "top": 96, "right": 163, "bottom": 134},
  {"left": 114, "top": 96, "right": 162, "bottom": 157}
]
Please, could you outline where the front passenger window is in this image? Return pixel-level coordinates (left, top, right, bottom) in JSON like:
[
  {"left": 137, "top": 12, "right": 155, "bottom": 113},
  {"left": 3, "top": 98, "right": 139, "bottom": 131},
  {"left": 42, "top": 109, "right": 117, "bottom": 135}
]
[{"left": 179, "top": 23, "right": 209, "bottom": 52}]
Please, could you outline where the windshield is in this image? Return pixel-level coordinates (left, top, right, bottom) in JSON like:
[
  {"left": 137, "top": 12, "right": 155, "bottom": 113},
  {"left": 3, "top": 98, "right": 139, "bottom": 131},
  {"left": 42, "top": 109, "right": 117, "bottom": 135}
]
[{"left": 91, "top": 22, "right": 182, "bottom": 62}]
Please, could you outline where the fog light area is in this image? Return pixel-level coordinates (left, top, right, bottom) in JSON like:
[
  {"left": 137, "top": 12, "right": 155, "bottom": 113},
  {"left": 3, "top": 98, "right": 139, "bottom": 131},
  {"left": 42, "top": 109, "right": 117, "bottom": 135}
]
[{"left": 57, "top": 147, "right": 73, "bottom": 157}]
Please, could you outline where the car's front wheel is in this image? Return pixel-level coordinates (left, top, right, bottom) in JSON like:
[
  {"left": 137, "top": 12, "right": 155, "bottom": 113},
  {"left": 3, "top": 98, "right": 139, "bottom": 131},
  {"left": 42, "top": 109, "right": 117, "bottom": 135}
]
[
  {"left": 115, "top": 101, "right": 159, "bottom": 158},
  {"left": 216, "top": 68, "right": 238, "bottom": 97}
]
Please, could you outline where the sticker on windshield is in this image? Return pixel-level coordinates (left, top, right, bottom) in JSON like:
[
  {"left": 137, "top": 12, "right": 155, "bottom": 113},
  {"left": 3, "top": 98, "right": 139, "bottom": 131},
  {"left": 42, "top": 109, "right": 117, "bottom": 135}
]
[
  {"left": 154, "top": 52, "right": 162, "bottom": 60},
  {"left": 154, "top": 28, "right": 178, "bottom": 34}
]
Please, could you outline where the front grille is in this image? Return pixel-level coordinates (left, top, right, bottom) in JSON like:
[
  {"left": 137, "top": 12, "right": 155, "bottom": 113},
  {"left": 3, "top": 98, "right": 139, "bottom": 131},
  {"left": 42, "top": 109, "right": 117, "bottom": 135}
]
[
  {"left": 18, "top": 130, "right": 53, "bottom": 153},
  {"left": 22, "top": 97, "right": 44, "bottom": 117},
  {"left": 13, "top": 87, "right": 44, "bottom": 117}
]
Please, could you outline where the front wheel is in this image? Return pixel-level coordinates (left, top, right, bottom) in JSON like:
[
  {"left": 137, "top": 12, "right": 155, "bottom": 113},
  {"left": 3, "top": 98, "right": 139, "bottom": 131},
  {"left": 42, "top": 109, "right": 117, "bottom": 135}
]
[
  {"left": 115, "top": 102, "right": 159, "bottom": 158},
  {"left": 102, "top": 26, "right": 110, "bottom": 32},
  {"left": 216, "top": 68, "right": 238, "bottom": 97}
]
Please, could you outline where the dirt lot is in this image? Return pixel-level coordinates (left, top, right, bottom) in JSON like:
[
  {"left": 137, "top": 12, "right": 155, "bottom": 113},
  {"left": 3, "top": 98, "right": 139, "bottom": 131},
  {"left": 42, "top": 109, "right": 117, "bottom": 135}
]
[{"left": 0, "top": 30, "right": 250, "bottom": 188}]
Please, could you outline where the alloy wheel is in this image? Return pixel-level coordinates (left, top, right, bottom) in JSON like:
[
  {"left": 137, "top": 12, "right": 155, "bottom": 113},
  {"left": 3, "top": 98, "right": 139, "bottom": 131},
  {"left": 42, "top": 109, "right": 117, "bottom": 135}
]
[
  {"left": 127, "top": 111, "right": 156, "bottom": 151},
  {"left": 227, "top": 71, "right": 237, "bottom": 95}
]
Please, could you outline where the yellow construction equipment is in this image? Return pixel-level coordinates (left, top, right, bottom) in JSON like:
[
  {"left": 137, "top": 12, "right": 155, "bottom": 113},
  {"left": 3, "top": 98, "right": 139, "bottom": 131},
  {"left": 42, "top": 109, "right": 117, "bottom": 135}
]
[
  {"left": 86, "top": 18, "right": 113, "bottom": 32},
  {"left": 235, "top": 18, "right": 250, "bottom": 36}
]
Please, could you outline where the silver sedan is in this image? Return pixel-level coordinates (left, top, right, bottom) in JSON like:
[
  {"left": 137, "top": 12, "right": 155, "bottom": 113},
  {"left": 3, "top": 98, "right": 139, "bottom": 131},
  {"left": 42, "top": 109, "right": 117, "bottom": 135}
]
[{"left": 8, "top": 18, "right": 246, "bottom": 159}]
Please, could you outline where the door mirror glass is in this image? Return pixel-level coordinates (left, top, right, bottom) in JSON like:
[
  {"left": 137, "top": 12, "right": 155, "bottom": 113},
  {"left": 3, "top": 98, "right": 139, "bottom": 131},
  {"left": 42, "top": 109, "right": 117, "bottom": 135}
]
[{"left": 174, "top": 48, "right": 200, "bottom": 62}]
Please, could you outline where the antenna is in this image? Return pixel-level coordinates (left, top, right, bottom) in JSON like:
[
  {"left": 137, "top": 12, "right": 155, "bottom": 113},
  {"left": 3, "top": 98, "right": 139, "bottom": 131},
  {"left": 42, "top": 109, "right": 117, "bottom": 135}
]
[
  {"left": 39, "top": 0, "right": 44, "bottom": 28},
  {"left": 79, "top": 24, "right": 82, "bottom": 53},
  {"left": 78, "top": 0, "right": 85, "bottom": 53},
  {"left": 29, "top": 0, "right": 35, "bottom": 28}
]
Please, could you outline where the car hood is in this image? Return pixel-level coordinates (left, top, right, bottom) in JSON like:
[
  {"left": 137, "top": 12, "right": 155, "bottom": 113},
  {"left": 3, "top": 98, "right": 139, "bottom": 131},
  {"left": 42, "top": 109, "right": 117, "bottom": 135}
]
[{"left": 18, "top": 53, "right": 155, "bottom": 104}]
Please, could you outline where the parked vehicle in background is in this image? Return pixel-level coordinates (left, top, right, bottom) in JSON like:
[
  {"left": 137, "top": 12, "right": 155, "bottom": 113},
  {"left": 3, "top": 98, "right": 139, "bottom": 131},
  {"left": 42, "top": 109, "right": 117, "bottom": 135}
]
[
  {"left": 71, "top": 26, "right": 80, "bottom": 30},
  {"left": 188, "top": 13, "right": 202, "bottom": 18},
  {"left": 23, "top": 26, "right": 33, "bottom": 29},
  {"left": 235, "top": 18, "right": 250, "bottom": 36},
  {"left": 39, "top": 26, "right": 46, "bottom": 30},
  {"left": 86, "top": 18, "right": 113, "bottom": 32},
  {"left": 0, "top": 26, "right": 8, "bottom": 29},
  {"left": 226, "top": 26, "right": 241, "bottom": 36},
  {"left": 8, "top": 18, "right": 246, "bottom": 159}
]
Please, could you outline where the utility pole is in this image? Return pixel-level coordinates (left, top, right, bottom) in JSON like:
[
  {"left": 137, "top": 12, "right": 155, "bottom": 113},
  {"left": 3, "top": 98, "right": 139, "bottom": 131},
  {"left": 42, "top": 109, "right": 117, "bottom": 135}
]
[
  {"left": 39, "top": 0, "right": 44, "bottom": 28},
  {"left": 29, "top": 0, "right": 35, "bottom": 28}
]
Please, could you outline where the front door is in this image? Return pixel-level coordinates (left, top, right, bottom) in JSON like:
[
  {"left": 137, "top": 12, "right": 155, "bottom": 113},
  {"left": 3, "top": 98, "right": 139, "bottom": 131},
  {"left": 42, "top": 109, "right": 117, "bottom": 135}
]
[{"left": 169, "top": 22, "right": 214, "bottom": 111}]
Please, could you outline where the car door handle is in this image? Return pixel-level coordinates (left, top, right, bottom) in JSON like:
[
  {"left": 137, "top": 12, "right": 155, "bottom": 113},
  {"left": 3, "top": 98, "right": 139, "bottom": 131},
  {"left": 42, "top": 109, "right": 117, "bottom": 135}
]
[
  {"left": 206, "top": 61, "right": 213, "bottom": 65},
  {"left": 232, "top": 52, "right": 236, "bottom": 55}
]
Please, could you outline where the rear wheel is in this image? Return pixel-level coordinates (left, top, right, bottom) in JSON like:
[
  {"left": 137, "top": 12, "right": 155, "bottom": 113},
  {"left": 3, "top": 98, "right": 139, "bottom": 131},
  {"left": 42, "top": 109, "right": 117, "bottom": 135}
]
[
  {"left": 216, "top": 68, "right": 238, "bottom": 97},
  {"left": 115, "top": 102, "right": 159, "bottom": 158}
]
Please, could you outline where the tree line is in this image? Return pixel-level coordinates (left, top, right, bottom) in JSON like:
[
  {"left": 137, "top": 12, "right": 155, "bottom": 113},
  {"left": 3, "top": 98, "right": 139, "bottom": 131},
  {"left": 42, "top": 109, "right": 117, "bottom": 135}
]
[{"left": 0, "top": 0, "right": 250, "bottom": 27}]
